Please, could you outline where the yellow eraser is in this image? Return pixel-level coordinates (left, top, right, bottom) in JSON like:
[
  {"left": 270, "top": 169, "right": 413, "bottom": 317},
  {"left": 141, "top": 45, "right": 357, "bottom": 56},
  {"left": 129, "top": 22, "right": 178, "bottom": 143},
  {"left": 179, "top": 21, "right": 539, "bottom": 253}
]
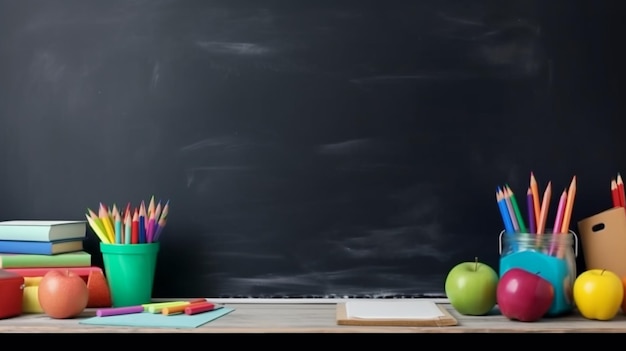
[{"left": 22, "top": 286, "right": 43, "bottom": 313}]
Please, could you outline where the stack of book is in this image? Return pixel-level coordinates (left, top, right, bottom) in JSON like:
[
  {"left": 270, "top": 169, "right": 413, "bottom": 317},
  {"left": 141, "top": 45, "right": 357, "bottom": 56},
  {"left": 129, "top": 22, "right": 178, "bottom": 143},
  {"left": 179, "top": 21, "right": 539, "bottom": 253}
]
[
  {"left": 0, "top": 220, "right": 91, "bottom": 267},
  {"left": 0, "top": 220, "right": 109, "bottom": 312}
]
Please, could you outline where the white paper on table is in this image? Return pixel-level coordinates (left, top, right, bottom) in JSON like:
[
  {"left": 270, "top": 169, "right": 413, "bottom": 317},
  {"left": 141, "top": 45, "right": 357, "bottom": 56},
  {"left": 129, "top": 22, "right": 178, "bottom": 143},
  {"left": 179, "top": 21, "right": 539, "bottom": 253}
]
[{"left": 345, "top": 300, "right": 445, "bottom": 319}]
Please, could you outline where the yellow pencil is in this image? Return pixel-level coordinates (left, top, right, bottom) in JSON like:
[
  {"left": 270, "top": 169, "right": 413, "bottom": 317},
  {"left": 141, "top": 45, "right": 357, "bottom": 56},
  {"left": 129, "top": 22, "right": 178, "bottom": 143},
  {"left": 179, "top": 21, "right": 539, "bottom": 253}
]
[
  {"left": 99, "top": 203, "right": 115, "bottom": 244},
  {"left": 85, "top": 213, "right": 110, "bottom": 244},
  {"left": 87, "top": 208, "right": 107, "bottom": 239},
  {"left": 148, "top": 195, "right": 156, "bottom": 217}
]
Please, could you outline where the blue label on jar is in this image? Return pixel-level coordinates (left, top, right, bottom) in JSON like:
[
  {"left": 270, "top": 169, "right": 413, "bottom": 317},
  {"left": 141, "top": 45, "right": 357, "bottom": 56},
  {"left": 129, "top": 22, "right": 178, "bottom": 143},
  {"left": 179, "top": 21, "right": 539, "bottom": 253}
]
[{"left": 500, "top": 251, "right": 573, "bottom": 316}]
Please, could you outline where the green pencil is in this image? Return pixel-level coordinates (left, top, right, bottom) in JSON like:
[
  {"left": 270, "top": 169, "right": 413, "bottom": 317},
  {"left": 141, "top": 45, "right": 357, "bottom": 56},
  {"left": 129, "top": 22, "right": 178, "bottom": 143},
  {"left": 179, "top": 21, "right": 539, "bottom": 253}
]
[{"left": 506, "top": 184, "right": 528, "bottom": 233}]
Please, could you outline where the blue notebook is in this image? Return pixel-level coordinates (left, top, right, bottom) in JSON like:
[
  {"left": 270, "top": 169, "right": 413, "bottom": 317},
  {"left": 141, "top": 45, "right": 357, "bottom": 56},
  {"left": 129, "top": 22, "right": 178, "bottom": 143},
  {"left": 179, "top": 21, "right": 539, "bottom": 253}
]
[
  {"left": 79, "top": 307, "right": 234, "bottom": 328},
  {"left": 0, "top": 238, "right": 84, "bottom": 255}
]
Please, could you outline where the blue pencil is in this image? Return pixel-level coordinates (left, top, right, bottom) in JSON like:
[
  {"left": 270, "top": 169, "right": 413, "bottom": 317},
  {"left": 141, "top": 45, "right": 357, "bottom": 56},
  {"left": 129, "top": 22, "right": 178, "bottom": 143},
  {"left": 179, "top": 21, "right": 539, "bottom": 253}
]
[
  {"left": 139, "top": 214, "right": 146, "bottom": 243},
  {"left": 496, "top": 187, "right": 515, "bottom": 233}
]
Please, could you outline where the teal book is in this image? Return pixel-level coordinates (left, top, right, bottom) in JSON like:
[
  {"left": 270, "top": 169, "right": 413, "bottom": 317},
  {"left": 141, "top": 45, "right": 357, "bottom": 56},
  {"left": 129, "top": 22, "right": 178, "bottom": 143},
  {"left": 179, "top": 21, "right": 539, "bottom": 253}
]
[
  {"left": 0, "top": 238, "right": 84, "bottom": 255},
  {"left": 0, "top": 220, "right": 86, "bottom": 242},
  {"left": 0, "top": 251, "right": 91, "bottom": 268}
]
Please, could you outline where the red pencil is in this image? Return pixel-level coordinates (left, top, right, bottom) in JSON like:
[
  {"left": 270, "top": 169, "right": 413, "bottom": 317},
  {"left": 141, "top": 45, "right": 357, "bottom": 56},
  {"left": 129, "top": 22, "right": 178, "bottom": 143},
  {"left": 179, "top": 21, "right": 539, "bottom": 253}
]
[
  {"left": 617, "top": 173, "right": 626, "bottom": 208},
  {"left": 611, "top": 179, "right": 620, "bottom": 208},
  {"left": 131, "top": 209, "right": 139, "bottom": 244}
]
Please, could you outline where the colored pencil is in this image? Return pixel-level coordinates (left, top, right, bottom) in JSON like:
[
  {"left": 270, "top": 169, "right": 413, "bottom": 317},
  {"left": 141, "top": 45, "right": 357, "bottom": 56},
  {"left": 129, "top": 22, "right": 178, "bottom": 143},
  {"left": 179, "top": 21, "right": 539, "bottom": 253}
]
[
  {"left": 148, "top": 195, "right": 156, "bottom": 218},
  {"left": 153, "top": 201, "right": 162, "bottom": 236},
  {"left": 124, "top": 210, "right": 131, "bottom": 244},
  {"left": 496, "top": 188, "right": 515, "bottom": 234},
  {"left": 556, "top": 176, "right": 577, "bottom": 258},
  {"left": 139, "top": 201, "right": 146, "bottom": 244},
  {"left": 506, "top": 185, "right": 527, "bottom": 233},
  {"left": 548, "top": 189, "right": 567, "bottom": 255},
  {"left": 530, "top": 172, "right": 541, "bottom": 230},
  {"left": 114, "top": 208, "right": 122, "bottom": 244},
  {"left": 552, "top": 189, "right": 567, "bottom": 234},
  {"left": 503, "top": 188, "right": 519, "bottom": 232},
  {"left": 131, "top": 210, "right": 139, "bottom": 244},
  {"left": 559, "top": 175, "right": 577, "bottom": 234},
  {"left": 124, "top": 202, "right": 132, "bottom": 217},
  {"left": 87, "top": 208, "right": 106, "bottom": 235},
  {"left": 618, "top": 173, "right": 626, "bottom": 207},
  {"left": 160, "top": 200, "right": 169, "bottom": 222},
  {"left": 153, "top": 217, "right": 167, "bottom": 242},
  {"left": 99, "top": 203, "right": 115, "bottom": 244},
  {"left": 612, "top": 179, "right": 620, "bottom": 208},
  {"left": 146, "top": 212, "right": 155, "bottom": 243},
  {"left": 536, "top": 181, "right": 552, "bottom": 235},
  {"left": 526, "top": 187, "right": 536, "bottom": 234},
  {"left": 86, "top": 197, "right": 168, "bottom": 244},
  {"left": 85, "top": 213, "right": 110, "bottom": 244},
  {"left": 111, "top": 203, "right": 118, "bottom": 221}
]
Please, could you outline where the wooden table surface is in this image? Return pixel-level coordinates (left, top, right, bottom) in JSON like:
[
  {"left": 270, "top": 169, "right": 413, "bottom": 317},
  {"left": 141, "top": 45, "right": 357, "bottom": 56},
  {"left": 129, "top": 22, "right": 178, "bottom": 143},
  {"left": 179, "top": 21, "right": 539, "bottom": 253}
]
[{"left": 1, "top": 303, "right": 626, "bottom": 333}]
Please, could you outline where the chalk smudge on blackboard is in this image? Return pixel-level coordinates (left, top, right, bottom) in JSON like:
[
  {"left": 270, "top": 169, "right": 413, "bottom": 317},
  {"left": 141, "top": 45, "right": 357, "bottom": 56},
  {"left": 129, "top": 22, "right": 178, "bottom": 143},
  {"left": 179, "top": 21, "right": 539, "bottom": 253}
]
[
  {"left": 29, "top": 51, "right": 66, "bottom": 83},
  {"left": 196, "top": 41, "right": 270, "bottom": 56},
  {"left": 150, "top": 62, "right": 160, "bottom": 89},
  {"left": 317, "top": 138, "right": 373, "bottom": 155},
  {"left": 179, "top": 135, "right": 250, "bottom": 152}
]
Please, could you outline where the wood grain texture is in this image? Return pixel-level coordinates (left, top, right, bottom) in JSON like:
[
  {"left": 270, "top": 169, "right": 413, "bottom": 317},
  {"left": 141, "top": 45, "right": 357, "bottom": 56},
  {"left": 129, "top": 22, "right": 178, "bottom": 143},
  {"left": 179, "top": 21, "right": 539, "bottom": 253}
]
[{"left": 0, "top": 303, "right": 625, "bottom": 333}]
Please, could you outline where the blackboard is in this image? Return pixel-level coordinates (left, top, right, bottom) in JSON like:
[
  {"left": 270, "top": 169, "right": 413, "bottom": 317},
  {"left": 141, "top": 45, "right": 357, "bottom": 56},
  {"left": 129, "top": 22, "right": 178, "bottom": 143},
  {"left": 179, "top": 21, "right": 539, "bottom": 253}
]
[{"left": 1, "top": 0, "right": 625, "bottom": 299}]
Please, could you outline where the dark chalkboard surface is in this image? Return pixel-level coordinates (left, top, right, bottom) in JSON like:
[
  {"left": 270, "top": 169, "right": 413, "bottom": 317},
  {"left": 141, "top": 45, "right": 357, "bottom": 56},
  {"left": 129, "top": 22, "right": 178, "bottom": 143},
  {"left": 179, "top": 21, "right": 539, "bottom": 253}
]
[{"left": 1, "top": 0, "right": 625, "bottom": 298}]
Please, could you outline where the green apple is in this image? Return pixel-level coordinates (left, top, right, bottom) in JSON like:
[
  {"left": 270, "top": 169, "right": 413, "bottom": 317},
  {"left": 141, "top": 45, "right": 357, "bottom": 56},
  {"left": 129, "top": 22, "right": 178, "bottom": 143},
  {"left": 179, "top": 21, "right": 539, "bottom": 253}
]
[{"left": 445, "top": 257, "right": 499, "bottom": 315}]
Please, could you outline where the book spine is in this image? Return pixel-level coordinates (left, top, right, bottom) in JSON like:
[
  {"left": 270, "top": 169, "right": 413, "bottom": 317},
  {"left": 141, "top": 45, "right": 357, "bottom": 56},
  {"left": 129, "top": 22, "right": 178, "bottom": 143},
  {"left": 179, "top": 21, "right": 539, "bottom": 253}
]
[
  {"left": 0, "top": 254, "right": 91, "bottom": 268},
  {"left": 0, "top": 242, "right": 50, "bottom": 255},
  {"left": 0, "top": 227, "right": 49, "bottom": 241}
]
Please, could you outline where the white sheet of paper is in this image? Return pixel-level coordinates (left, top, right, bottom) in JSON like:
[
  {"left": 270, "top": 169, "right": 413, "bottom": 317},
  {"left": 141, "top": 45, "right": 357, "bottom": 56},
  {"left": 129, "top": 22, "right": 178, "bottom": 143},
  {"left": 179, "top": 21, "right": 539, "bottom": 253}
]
[{"left": 345, "top": 300, "right": 445, "bottom": 319}]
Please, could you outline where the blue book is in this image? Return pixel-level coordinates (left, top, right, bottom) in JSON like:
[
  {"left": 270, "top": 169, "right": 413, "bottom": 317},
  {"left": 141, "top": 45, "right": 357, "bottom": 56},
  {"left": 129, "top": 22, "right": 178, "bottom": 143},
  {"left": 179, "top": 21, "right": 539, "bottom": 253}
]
[{"left": 0, "top": 238, "right": 84, "bottom": 255}]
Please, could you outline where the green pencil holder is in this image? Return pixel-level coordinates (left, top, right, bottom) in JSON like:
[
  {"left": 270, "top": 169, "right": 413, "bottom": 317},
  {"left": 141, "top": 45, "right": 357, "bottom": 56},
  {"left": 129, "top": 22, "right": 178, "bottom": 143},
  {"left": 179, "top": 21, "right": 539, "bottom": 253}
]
[{"left": 100, "top": 242, "right": 160, "bottom": 307}]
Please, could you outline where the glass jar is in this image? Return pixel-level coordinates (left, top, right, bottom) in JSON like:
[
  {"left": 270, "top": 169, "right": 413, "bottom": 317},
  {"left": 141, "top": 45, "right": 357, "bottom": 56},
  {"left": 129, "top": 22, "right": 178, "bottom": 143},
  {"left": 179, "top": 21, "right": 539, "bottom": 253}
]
[{"left": 498, "top": 230, "right": 578, "bottom": 316}]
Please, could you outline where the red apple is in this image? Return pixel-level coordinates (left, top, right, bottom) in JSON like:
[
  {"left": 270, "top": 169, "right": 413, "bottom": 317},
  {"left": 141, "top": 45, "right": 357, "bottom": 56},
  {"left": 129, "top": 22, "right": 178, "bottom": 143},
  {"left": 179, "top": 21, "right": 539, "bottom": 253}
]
[
  {"left": 497, "top": 268, "right": 554, "bottom": 322},
  {"left": 38, "top": 269, "right": 89, "bottom": 319}
]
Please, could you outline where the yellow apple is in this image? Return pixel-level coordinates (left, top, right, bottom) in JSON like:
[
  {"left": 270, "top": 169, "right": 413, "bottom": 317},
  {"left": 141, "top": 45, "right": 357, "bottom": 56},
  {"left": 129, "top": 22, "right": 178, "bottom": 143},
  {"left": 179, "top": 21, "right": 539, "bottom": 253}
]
[{"left": 573, "top": 269, "right": 623, "bottom": 321}]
